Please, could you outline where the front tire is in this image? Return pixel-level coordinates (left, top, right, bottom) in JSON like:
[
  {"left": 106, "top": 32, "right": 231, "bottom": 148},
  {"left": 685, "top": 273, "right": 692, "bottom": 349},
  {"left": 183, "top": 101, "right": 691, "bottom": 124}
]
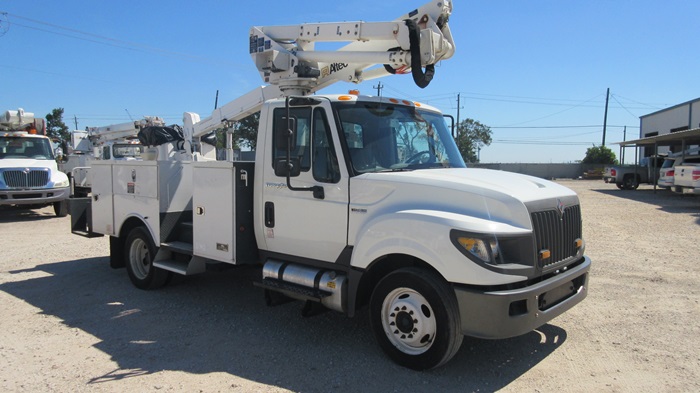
[
  {"left": 370, "top": 267, "right": 463, "bottom": 370},
  {"left": 124, "top": 226, "right": 169, "bottom": 290},
  {"left": 53, "top": 200, "right": 68, "bottom": 217}
]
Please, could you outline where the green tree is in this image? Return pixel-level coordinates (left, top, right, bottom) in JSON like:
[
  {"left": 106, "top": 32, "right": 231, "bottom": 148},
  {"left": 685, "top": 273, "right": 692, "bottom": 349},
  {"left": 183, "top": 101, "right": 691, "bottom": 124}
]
[
  {"left": 45, "top": 108, "right": 70, "bottom": 142},
  {"left": 214, "top": 112, "right": 260, "bottom": 151},
  {"left": 455, "top": 118, "right": 492, "bottom": 163},
  {"left": 582, "top": 145, "right": 617, "bottom": 164},
  {"left": 234, "top": 112, "right": 260, "bottom": 150}
]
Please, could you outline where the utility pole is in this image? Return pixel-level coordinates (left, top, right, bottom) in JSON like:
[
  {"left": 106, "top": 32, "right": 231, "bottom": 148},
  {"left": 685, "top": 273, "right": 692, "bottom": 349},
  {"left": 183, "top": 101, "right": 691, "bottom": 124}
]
[
  {"left": 602, "top": 88, "right": 610, "bottom": 146},
  {"left": 622, "top": 125, "right": 627, "bottom": 164},
  {"left": 214, "top": 90, "right": 219, "bottom": 110},
  {"left": 373, "top": 81, "right": 383, "bottom": 97},
  {"left": 456, "top": 93, "right": 461, "bottom": 126},
  {"left": 73, "top": 115, "right": 78, "bottom": 131}
]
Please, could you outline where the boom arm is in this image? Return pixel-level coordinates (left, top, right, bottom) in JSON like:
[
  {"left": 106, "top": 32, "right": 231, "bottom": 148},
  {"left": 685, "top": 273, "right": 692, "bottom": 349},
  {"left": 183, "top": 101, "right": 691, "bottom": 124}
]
[
  {"left": 251, "top": 0, "right": 454, "bottom": 94},
  {"left": 189, "top": 0, "right": 455, "bottom": 141},
  {"left": 88, "top": 116, "right": 165, "bottom": 145}
]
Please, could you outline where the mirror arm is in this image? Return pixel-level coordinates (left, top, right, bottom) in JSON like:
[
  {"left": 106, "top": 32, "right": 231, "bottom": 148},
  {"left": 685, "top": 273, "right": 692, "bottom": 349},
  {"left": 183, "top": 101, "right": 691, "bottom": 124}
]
[{"left": 282, "top": 96, "right": 325, "bottom": 200}]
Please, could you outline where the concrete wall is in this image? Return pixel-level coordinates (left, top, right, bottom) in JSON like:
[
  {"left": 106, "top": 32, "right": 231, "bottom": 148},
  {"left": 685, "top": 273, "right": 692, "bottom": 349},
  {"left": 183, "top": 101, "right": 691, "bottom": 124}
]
[{"left": 470, "top": 163, "right": 604, "bottom": 180}]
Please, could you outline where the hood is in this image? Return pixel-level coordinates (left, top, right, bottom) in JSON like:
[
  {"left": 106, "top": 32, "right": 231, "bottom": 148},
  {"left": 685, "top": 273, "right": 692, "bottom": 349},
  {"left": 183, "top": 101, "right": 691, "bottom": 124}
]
[
  {"left": 352, "top": 168, "right": 578, "bottom": 230},
  {"left": 0, "top": 158, "right": 59, "bottom": 171}
]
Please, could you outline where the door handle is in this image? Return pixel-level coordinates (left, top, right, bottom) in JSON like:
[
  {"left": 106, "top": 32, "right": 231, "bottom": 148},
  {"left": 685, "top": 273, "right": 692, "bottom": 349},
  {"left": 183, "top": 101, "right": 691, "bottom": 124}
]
[{"left": 264, "top": 201, "right": 275, "bottom": 228}]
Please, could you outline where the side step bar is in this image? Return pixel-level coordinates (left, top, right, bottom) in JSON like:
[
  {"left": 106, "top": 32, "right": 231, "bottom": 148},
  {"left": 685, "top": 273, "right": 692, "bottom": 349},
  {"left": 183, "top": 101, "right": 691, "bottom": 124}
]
[
  {"left": 153, "top": 241, "right": 205, "bottom": 275},
  {"left": 254, "top": 277, "right": 332, "bottom": 303}
]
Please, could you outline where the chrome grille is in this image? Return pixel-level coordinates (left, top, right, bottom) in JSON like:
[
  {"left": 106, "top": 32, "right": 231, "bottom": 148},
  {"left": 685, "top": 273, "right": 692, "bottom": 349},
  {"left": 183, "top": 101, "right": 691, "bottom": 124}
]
[
  {"left": 531, "top": 204, "right": 582, "bottom": 268},
  {"left": 2, "top": 169, "right": 50, "bottom": 188}
]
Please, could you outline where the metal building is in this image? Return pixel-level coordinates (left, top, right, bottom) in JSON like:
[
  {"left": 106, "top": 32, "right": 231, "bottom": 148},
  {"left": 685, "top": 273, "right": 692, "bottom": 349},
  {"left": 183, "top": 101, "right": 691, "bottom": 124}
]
[{"left": 640, "top": 97, "right": 700, "bottom": 156}]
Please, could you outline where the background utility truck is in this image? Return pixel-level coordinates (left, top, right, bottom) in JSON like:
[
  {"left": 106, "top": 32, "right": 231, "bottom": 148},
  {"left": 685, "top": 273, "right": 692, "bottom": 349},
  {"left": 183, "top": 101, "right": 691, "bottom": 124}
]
[
  {"left": 70, "top": 0, "right": 590, "bottom": 370},
  {"left": 1, "top": 108, "right": 70, "bottom": 216},
  {"left": 60, "top": 117, "right": 164, "bottom": 197}
]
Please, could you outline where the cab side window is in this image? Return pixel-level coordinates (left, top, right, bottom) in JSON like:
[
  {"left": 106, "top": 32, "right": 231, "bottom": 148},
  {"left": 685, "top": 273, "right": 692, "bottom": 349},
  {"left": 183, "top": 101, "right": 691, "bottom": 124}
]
[
  {"left": 272, "top": 107, "right": 311, "bottom": 172},
  {"left": 312, "top": 108, "right": 340, "bottom": 183}
]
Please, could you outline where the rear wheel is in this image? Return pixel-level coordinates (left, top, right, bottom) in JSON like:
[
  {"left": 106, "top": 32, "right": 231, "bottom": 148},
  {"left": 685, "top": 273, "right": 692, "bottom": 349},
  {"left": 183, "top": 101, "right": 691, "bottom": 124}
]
[
  {"left": 370, "top": 267, "right": 463, "bottom": 370},
  {"left": 124, "top": 226, "right": 169, "bottom": 290},
  {"left": 623, "top": 174, "right": 639, "bottom": 190}
]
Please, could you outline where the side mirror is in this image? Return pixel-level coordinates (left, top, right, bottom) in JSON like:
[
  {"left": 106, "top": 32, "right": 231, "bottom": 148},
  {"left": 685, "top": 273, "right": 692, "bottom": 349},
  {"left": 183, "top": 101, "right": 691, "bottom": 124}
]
[
  {"left": 275, "top": 157, "right": 301, "bottom": 177},
  {"left": 275, "top": 116, "right": 297, "bottom": 151}
]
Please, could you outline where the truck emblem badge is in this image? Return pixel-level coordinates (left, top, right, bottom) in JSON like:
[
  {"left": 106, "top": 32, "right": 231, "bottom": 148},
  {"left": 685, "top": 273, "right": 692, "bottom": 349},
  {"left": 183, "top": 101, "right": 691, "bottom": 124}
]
[
  {"left": 557, "top": 199, "right": 566, "bottom": 219},
  {"left": 131, "top": 169, "right": 136, "bottom": 181}
]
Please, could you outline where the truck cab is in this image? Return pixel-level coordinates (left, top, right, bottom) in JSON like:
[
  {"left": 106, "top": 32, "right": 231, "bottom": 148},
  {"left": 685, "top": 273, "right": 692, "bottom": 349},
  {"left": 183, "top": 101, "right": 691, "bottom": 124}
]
[{"left": 0, "top": 109, "right": 70, "bottom": 216}]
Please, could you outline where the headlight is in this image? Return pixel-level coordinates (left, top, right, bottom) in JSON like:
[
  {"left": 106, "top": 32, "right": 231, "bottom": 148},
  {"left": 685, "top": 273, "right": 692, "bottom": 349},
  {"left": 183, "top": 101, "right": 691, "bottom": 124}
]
[
  {"left": 53, "top": 173, "right": 70, "bottom": 188},
  {"left": 456, "top": 236, "right": 499, "bottom": 264},
  {"left": 450, "top": 230, "right": 535, "bottom": 268},
  {"left": 55, "top": 178, "right": 70, "bottom": 188}
]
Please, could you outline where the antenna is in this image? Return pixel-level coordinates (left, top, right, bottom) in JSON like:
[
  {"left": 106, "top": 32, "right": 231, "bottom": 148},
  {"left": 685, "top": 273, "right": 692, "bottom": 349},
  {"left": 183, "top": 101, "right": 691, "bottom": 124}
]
[{"left": 125, "top": 109, "right": 134, "bottom": 121}]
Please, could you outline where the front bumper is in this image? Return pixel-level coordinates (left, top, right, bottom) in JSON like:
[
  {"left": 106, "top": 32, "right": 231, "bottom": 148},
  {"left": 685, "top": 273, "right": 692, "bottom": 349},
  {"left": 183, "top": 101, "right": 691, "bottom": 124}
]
[
  {"left": 454, "top": 256, "right": 591, "bottom": 339},
  {"left": 0, "top": 187, "right": 70, "bottom": 205}
]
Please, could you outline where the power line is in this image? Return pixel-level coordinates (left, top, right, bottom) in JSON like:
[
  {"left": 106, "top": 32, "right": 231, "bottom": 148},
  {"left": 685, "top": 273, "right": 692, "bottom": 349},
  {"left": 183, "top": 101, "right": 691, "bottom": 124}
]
[
  {"left": 4, "top": 12, "right": 244, "bottom": 68},
  {"left": 610, "top": 94, "right": 639, "bottom": 119},
  {"left": 493, "top": 140, "right": 595, "bottom": 146}
]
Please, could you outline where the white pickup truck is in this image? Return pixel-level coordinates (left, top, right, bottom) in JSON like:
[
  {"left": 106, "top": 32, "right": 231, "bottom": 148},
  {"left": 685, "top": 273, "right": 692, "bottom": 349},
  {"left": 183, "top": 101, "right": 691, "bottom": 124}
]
[
  {"left": 673, "top": 164, "right": 700, "bottom": 194},
  {"left": 0, "top": 109, "right": 70, "bottom": 216},
  {"left": 658, "top": 151, "right": 700, "bottom": 189}
]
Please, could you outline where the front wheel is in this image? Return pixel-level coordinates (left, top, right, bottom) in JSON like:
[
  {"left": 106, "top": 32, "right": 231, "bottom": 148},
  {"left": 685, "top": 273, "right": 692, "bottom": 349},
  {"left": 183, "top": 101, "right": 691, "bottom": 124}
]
[
  {"left": 53, "top": 200, "right": 68, "bottom": 217},
  {"left": 124, "top": 226, "right": 169, "bottom": 290},
  {"left": 370, "top": 267, "right": 463, "bottom": 370}
]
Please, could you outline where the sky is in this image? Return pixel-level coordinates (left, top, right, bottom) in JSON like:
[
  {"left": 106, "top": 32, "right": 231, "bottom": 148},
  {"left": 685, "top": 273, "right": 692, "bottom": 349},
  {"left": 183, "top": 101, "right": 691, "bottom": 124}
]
[{"left": 1, "top": 0, "right": 699, "bottom": 163}]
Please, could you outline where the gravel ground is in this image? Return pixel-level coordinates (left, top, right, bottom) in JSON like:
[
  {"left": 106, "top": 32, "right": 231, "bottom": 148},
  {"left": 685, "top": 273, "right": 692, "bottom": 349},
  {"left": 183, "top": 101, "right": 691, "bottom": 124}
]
[{"left": 0, "top": 180, "right": 699, "bottom": 392}]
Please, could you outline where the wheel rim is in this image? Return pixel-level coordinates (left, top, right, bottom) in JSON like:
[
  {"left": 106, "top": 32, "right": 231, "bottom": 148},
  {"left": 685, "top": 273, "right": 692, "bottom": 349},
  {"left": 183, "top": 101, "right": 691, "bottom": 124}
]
[
  {"left": 380, "top": 287, "right": 437, "bottom": 355},
  {"left": 128, "top": 238, "right": 151, "bottom": 280}
]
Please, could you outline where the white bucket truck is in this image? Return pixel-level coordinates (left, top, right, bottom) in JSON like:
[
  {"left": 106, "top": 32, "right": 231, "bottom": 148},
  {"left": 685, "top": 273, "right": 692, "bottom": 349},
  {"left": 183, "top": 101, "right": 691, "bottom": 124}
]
[
  {"left": 0, "top": 108, "right": 70, "bottom": 216},
  {"left": 71, "top": 0, "right": 590, "bottom": 369},
  {"left": 60, "top": 116, "right": 166, "bottom": 197}
]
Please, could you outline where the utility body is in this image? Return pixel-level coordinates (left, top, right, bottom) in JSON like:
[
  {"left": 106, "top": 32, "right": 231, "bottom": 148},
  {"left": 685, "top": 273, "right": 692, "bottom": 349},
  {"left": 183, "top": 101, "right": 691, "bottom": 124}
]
[
  {"left": 71, "top": 0, "right": 590, "bottom": 369},
  {"left": 0, "top": 108, "right": 70, "bottom": 216},
  {"left": 60, "top": 116, "right": 165, "bottom": 197}
]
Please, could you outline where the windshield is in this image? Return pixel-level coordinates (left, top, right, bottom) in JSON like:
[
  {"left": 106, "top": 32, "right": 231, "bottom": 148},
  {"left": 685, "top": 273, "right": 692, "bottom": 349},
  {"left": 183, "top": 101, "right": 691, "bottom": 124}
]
[
  {"left": 112, "top": 143, "right": 144, "bottom": 159},
  {"left": 0, "top": 136, "right": 54, "bottom": 160},
  {"left": 333, "top": 102, "right": 465, "bottom": 173}
]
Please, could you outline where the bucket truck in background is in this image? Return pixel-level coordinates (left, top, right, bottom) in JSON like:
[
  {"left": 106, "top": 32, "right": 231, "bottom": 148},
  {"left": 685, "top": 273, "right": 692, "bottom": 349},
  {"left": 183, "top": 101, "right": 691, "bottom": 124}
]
[
  {"left": 70, "top": 0, "right": 590, "bottom": 370},
  {"left": 0, "top": 108, "right": 70, "bottom": 216},
  {"left": 60, "top": 116, "right": 168, "bottom": 197}
]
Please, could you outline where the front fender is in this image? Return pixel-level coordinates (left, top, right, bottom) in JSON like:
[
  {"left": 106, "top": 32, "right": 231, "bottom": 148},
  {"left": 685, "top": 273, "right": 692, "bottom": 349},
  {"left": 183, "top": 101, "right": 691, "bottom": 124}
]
[{"left": 351, "top": 210, "right": 531, "bottom": 286}]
